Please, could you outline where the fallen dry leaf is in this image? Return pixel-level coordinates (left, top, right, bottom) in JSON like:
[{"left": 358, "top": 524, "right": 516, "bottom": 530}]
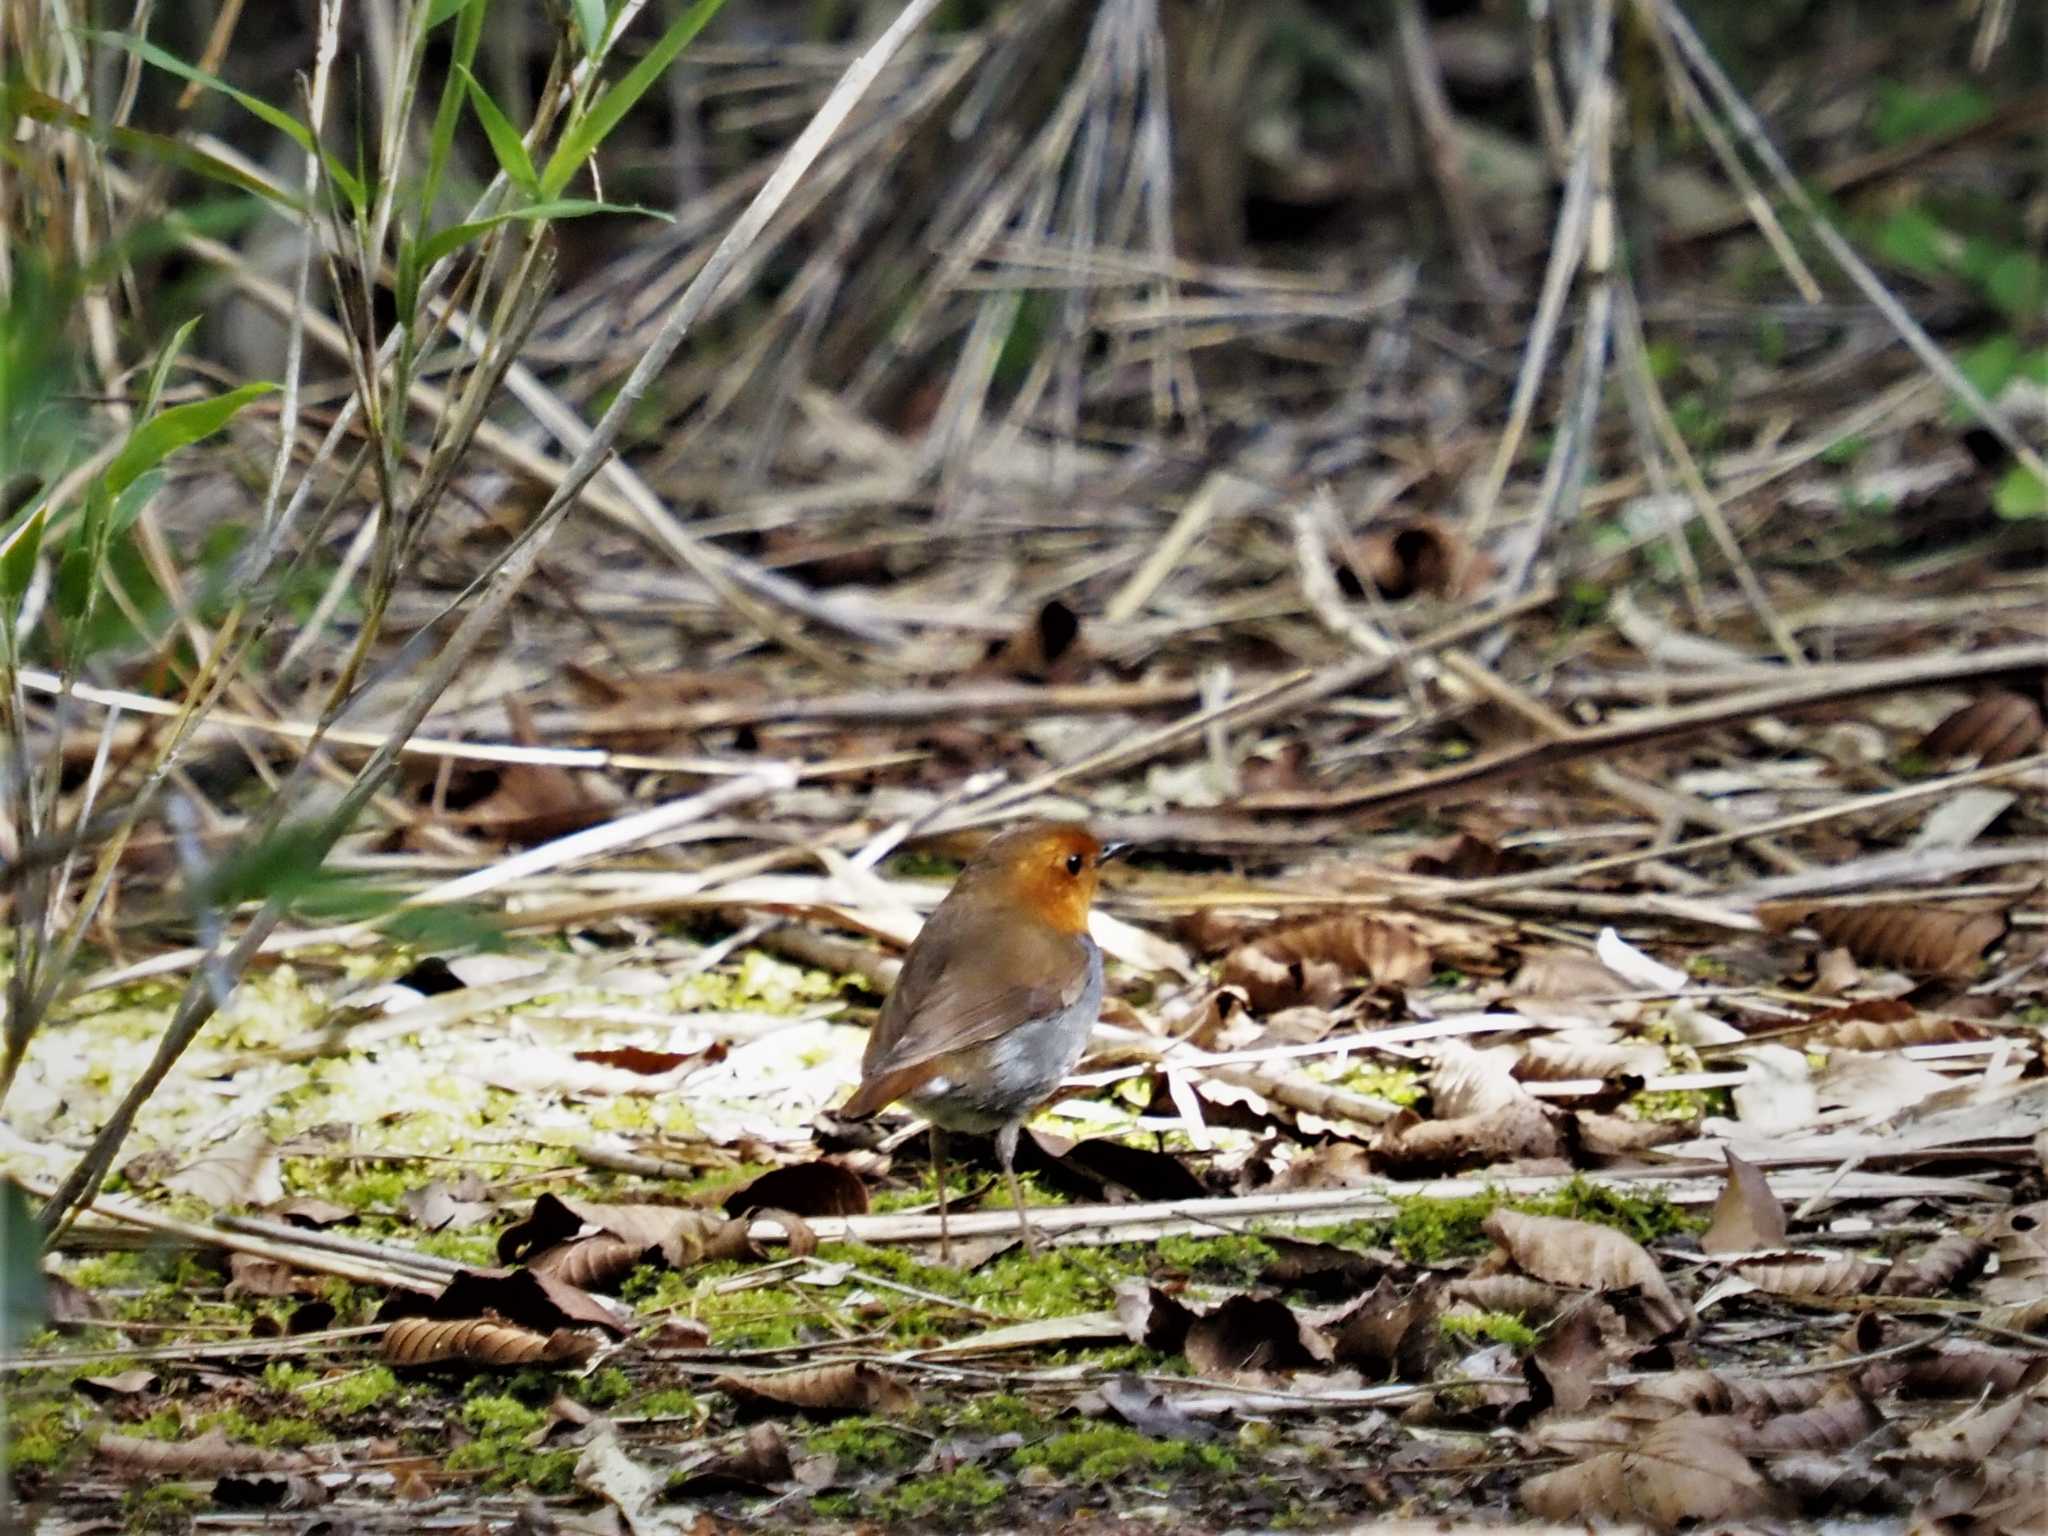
[
  {"left": 1513, "top": 1034, "right": 1667, "bottom": 1083},
  {"left": 1220, "top": 914, "right": 1431, "bottom": 1012},
  {"left": 1374, "top": 1101, "right": 1563, "bottom": 1175},
  {"left": 1734, "top": 1252, "right": 1889, "bottom": 1299},
  {"left": 145, "top": 1134, "right": 285, "bottom": 1210},
  {"left": 1323, "top": 1274, "right": 1441, "bottom": 1380},
  {"left": 93, "top": 1426, "right": 319, "bottom": 1478},
  {"left": 1759, "top": 901, "right": 2007, "bottom": 977},
  {"left": 1182, "top": 1294, "right": 1331, "bottom": 1380},
  {"left": 1982, "top": 1202, "right": 2048, "bottom": 1305},
  {"left": 1882, "top": 1232, "right": 1993, "bottom": 1297},
  {"left": 380, "top": 1315, "right": 598, "bottom": 1368},
  {"left": 1701, "top": 1148, "right": 1788, "bottom": 1255},
  {"left": 712, "top": 1361, "right": 916, "bottom": 1418},
  {"left": 1347, "top": 516, "right": 1490, "bottom": 600},
  {"left": 723, "top": 1160, "right": 870, "bottom": 1218},
  {"left": 1739, "top": 1386, "right": 1885, "bottom": 1453},
  {"left": 1509, "top": 947, "right": 1632, "bottom": 1000},
  {"left": 1527, "top": 1297, "right": 1631, "bottom": 1414},
  {"left": 499, "top": 1194, "right": 764, "bottom": 1271},
  {"left": 427, "top": 1266, "right": 634, "bottom": 1337},
  {"left": 1482, "top": 1209, "right": 1691, "bottom": 1339},
  {"left": 1520, "top": 1414, "right": 1784, "bottom": 1528},
  {"left": 1918, "top": 691, "right": 2045, "bottom": 766}
]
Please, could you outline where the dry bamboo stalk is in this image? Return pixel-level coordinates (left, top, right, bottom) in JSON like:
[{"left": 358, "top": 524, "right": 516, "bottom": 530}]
[
  {"left": 1237, "top": 642, "right": 2047, "bottom": 819},
  {"left": 11, "top": 1176, "right": 439, "bottom": 1294},
  {"left": 743, "top": 1163, "right": 2001, "bottom": 1249}
]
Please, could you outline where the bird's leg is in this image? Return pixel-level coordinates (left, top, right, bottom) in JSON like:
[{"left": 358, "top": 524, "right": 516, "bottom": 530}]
[
  {"left": 930, "top": 1123, "right": 951, "bottom": 1266},
  {"left": 994, "top": 1122, "right": 1037, "bottom": 1255}
]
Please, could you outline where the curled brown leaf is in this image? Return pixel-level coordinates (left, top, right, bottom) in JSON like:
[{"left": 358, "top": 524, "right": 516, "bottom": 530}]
[
  {"left": 1918, "top": 691, "right": 2045, "bottom": 766},
  {"left": 1482, "top": 1209, "right": 1691, "bottom": 1339},
  {"left": 1758, "top": 902, "right": 2006, "bottom": 977},
  {"left": 1881, "top": 1232, "right": 1993, "bottom": 1297},
  {"left": 1738, "top": 1387, "right": 1884, "bottom": 1454},
  {"left": 1826, "top": 1012, "right": 1987, "bottom": 1051},
  {"left": 1219, "top": 915, "right": 1431, "bottom": 1012},
  {"left": 1348, "top": 517, "right": 1490, "bottom": 601},
  {"left": 712, "top": 1361, "right": 916, "bottom": 1418},
  {"left": 1520, "top": 1415, "right": 1783, "bottom": 1529},
  {"left": 381, "top": 1315, "right": 597, "bottom": 1369},
  {"left": 1374, "top": 1101, "right": 1563, "bottom": 1176},
  {"left": 93, "top": 1426, "right": 318, "bottom": 1478},
  {"left": 1734, "top": 1253, "right": 1890, "bottom": 1299}
]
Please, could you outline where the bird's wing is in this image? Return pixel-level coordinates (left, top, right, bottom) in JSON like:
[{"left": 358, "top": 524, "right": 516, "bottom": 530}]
[{"left": 841, "top": 911, "right": 1092, "bottom": 1117}]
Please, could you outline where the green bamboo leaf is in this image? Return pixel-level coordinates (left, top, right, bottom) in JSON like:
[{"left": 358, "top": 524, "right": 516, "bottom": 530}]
[
  {"left": 0, "top": 503, "right": 48, "bottom": 610},
  {"left": 5, "top": 83, "right": 300, "bottom": 209},
  {"left": 422, "top": 0, "right": 489, "bottom": 235},
  {"left": 107, "top": 383, "right": 275, "bottom": 499},
  {"left": 110, "top": 470, "right": 167, "bottom": 537},
  {"left": 54, "top": 484, "right": 109, "bottom": 623},
  {"left": 570, "top": 0, "right": 609, "bottom": 53},
  {"left": 412, "top": 197, "right": 669, "bottom": 271},
  {"left": 459, "top": 64, "right": 538, "bottom": 197},
  {"left": 139, "top": 316, "right": 201, "bottom": 421},
  {"left": 0, "top": 1183, "right": 46, "bottom": 1351},
  {"left": 426, "top": 0, "right": 476, "bottom": 26},
  {"left": 538, "top": 0, "right": 727, "bottom": 198},
  {"left": 86, "top": 32, "right": 365, "bottom": 207}
]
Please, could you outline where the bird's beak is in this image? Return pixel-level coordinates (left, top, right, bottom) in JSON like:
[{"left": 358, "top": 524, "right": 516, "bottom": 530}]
[{"left": 1096, "top": 841, "right": 1133, "bottom": 866}]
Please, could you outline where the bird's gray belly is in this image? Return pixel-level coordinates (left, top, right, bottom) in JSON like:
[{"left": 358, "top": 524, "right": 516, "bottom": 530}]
[{"left": 910, "top": 942, "right": 1103, "bottom": 1134}]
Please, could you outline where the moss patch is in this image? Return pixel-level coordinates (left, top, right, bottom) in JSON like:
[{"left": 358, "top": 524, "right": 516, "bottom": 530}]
[
  {"left": 1013, "top": 1422, "right": 1237, "bottom": 1484},
  {"left": 870, "top": 1462, "right": 1006, "bottom": 1521}
]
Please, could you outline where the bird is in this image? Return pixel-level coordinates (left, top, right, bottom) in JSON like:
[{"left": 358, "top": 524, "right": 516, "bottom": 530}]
[{"left": 838, "top": 822, "right": 1128, "bottom": 1259}]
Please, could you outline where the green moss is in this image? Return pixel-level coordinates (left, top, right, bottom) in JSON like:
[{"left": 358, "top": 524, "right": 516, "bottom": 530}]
[
  {"left": 1439, "top": 1310, "right": 1540, "bottom": 1351},
  {"left": 809, "top": 1491, "right": 861, "bottom": 1519},
  {"left": 630, "top": 1386, "right": 702, "bottom": 1421},
  {"left": 128, "top": 1408, "right": 185, "bottom": 1441},
  {"left": 872, "top": 1463, "right": 1006, "bottom": 1521},
  {"left": 573, "top": 1367, "right": 632, "bottom": 1408},
  {"left": 124, "top": 1481, "right": 208, "bottom": 1529},
  {"left": 444, "top": 1438, "right": 579, "bottom": 1494},
  {"left": 1626, "top": 1086, "right": 1725, "bottom": 1122},
  {"left": 209, "top": 1407, "right": 322, "bottom": 1448},
  {"left": 411, "top": 1228, "right": 500, "bottom": 1266},
  {"left": 1047, "top": 1342, "right": 1179, "bottom": 1373},
  {"left": 1335, "top": 1062, "right": 1424, "bottom": 1106},
  {"left": 1386, "top": 1177, "right": 1698, "bottom": 1263},
  {"left": 1013, "top": 1423, "right": 1236, "bottom": 1484},
  {"left": 459, "top": 1393, "right": 548, "bottom": 1438},
  {"left": 951, "top": 1394, "right": 1042, "bottom": 1436},
  {"left": 803, "top": 1416, "right": 925, "bottom": 1471},
  {"left": 3, "top": 1395, "right": 78, "bottom": 1469},
  {"left": 302, "top": 1365, "right": 401, "bottom": 1416},
  {"left": 1516, "top": 1177, "right": 1698, "bottom": 1245},
  {"left": 1387, "top": 1191, "right": 1504, "bottom": 1263},
  {"left": 440, "top": 1388, "right": 577, "bottom": 1493}
]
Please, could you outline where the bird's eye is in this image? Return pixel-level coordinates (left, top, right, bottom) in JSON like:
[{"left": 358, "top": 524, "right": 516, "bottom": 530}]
[{"left": 1064, "top": 852, "right": 1085, "bottom": 876}]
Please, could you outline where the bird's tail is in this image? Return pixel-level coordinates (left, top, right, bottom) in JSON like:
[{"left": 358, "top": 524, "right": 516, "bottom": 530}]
[{"left": 838, "top": 1061, "right": 937, "bottom": 1120}]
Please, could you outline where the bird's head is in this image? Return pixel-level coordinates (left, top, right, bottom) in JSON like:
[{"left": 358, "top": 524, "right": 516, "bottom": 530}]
[{"left": 962, "top": 821, "right": 1129, "bottom": 937}]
